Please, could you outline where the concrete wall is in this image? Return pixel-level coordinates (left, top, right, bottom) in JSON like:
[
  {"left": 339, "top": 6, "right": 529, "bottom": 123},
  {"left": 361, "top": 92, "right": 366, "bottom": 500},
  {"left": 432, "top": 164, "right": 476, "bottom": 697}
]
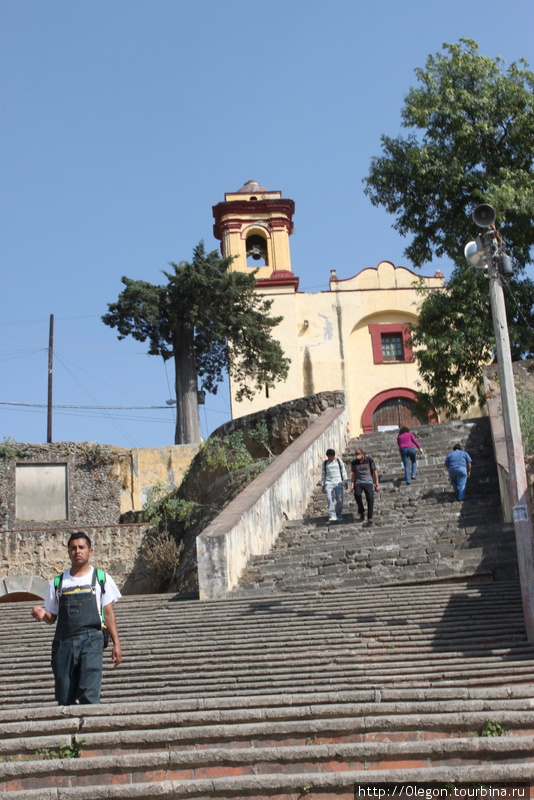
[
  {"left": 15, "top": 464, "right": 68, "bottom": 521},
  {"left": 129, "top": 444, "right": 200, "bottom": 512},
  {"left": 483, "top": 362, "right": 534, "bottom": 524},
  {"left": 197, "top": 403, "right": 349, "bottom": 600}
]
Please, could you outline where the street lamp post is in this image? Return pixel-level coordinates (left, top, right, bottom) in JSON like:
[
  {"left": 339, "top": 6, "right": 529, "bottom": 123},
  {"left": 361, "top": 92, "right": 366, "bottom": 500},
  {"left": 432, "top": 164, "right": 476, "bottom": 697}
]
[{"left": 465, "top": 205, "right": 534, "bottom": 642}]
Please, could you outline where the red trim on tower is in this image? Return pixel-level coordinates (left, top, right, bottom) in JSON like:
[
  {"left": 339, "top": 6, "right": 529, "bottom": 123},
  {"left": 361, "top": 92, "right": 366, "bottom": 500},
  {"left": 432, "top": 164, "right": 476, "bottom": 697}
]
[
  {"left": 212, "top": 198, "right": 295, "bottom": 241},
  {"left": 256, "top": 271, "right": 299, "bottom": 291}
]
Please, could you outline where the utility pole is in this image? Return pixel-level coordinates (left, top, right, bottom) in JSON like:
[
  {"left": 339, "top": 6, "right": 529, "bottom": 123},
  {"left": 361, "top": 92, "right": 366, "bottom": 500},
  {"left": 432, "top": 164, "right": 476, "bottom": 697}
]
[
  {"left": 47, "top": 314, "right": 54, "bottom": 444},
  {"left": 465, "top": 206, "right": 534, "bottom": 641}
]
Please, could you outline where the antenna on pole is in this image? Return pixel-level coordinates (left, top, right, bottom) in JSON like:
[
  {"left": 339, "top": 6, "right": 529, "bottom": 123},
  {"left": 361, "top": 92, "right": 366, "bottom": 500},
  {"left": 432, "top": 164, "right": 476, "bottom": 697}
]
[{"left": 47, "top": 314, "right": 54, "bottom": 443}]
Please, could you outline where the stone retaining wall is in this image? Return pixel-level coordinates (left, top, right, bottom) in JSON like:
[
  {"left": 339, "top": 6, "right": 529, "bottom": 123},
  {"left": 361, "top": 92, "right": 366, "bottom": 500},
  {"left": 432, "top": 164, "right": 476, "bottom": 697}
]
[
  {"left": 211, "top": 390, "right": 347, "bottom": 456},
  {"left": 197, "top": 403, "right": 348, "bottom": 600},
  {"left": 0, "top": 522, "right": 152, "bottom": 599},
  {"left": 0, "top": 441, "right": 200, "bottom": 529}
]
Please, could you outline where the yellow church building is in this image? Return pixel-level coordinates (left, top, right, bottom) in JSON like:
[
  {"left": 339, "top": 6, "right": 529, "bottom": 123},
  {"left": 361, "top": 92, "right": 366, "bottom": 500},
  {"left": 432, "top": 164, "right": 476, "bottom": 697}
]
[{"left": 212, "top": 180, "right": 445, "bottom": 435}]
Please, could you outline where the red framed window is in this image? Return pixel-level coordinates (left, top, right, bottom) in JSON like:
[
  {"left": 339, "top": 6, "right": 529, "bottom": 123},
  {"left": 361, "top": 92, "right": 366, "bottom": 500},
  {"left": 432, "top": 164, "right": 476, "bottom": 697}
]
[{"left": 369, "top": 323, "right": 413, "bottom": 364}]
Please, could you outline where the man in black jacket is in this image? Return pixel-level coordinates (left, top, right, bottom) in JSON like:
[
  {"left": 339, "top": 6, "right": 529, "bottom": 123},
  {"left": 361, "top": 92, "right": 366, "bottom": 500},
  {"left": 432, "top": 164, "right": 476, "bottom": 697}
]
[{"left": 351, "top": 448, "right": 380, "bottom": 524}]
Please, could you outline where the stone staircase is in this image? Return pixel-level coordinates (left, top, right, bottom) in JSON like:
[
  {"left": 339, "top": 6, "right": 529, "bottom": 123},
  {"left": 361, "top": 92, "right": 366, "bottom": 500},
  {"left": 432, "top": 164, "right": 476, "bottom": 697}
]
[
  {"left": 233, "top": 417, "right": 519, "bottom": 595},
  {"left": 1, "top": 417, "right": 533, "bottom": 798}
]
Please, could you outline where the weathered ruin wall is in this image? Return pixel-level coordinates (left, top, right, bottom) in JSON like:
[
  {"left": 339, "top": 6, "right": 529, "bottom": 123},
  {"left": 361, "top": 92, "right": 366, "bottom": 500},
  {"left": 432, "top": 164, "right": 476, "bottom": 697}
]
[
  {"left": 0, "top": 522, "right": 152, "bottom": 598},
  {"left": 0, "top": 442, "right": 128, "bottom": 531}
]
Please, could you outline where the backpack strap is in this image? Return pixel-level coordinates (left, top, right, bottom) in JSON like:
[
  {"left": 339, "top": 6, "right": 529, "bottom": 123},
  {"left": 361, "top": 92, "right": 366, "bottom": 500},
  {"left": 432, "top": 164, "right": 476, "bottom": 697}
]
[
  {"left": 96, "top": 568, "right": 106, "bottom": 591},
  {"left": 93, "top": 568, "right": 107, "bottom": 624},
  {"left": 53, "top": 573, "right": 63, "bottom": 600},
  {"left": 54, "top": 569, "right": 107, "bottom": 627}
]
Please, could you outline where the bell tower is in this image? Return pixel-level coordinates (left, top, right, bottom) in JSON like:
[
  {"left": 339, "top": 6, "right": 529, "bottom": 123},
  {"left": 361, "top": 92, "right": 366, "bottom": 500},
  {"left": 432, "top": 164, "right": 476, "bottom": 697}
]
[{"left": 212, "top": 180, "right": 298, "bottom": 288}]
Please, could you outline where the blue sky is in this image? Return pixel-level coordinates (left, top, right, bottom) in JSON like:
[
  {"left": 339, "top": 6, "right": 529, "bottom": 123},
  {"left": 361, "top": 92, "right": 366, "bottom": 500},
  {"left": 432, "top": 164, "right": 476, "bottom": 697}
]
[{"left": 1, "top": 0, "right": 533, "bottom": 449}]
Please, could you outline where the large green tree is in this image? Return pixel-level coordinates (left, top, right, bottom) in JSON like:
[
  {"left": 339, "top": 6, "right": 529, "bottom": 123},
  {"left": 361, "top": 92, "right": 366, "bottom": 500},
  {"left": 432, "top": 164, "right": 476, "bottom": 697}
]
[
  {"left": 410, "top": 268, "right": 534, "bottom": 419},
  {"left": 364, "top": 39, "right": 534, "bottom": 416},
  {"left": 102, "top": 242, "right": 290, "bottom": 444}
]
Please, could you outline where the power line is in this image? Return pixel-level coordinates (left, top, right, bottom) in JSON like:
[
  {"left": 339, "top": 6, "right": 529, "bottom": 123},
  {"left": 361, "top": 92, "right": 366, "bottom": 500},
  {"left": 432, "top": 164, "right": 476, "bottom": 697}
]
[
  {"left": 0, "top": 401, "right": 172, "bottom": 409},
  {"left": 503, "top": 280, "right": 534, "bottom": 336},
  {"left": 0, "top": 347, "right": 46, "bottom": 364},
  {"left": 52, "top": 350, "right": 140, "bottom": 445},
  {"left": 53, "top": 349, "right": 158, "bottom": 404}
]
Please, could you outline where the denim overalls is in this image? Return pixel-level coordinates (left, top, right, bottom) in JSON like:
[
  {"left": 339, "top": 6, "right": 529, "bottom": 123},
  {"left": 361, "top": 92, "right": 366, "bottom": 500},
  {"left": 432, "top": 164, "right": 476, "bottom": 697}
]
[{"left": 52, "top": 569, "right": 104, "bottom": 705}]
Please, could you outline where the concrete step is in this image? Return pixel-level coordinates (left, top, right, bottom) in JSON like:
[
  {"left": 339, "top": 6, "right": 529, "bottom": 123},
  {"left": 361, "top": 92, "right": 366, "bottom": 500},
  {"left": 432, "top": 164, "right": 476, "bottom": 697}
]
[
  {"left": 1, "top": 689, "right": 534, "bottom": 795},
  {"left": 2, "top": 582, "right": 533, "bottom": 710},
  {"left": 2, "top": 763, "right": 533, "bottom": 799},
  {"left": 344, "top": 417, "right": 494, "bottom": 454},
  {"left": 235, "top": 516, "right": 518, "bottom": 593}
]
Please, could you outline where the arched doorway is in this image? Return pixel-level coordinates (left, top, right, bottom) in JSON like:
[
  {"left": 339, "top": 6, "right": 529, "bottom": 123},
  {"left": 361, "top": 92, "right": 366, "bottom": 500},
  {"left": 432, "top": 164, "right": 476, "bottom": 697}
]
[
  {"left": 373, "top": 397, "right": 422, "bottom": 431},
  {"left": 0, "top": 575, "right": 47, "bottom": 603},
  {"left": 0, "top": 591, "right": 43, "bottom": 603},
  {"left": 361, "top": 389, "right": 431, "bottom": 433}
]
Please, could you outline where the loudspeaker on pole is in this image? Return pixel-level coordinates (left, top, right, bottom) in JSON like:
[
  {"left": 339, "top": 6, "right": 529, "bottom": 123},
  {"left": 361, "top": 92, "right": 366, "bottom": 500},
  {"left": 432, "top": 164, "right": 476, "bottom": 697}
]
[{"left": 472, "top": 204, "right": 496, "bottom": 228}]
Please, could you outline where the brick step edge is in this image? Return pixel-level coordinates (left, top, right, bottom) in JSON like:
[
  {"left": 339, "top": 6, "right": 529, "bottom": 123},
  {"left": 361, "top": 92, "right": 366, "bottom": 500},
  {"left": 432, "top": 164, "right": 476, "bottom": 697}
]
[
  {"left": 2, "top": 735, "right": 533, "bottom": 788},
  {"left": 2, "top": 697, "right": 534, "bottom": 740},
  {"left": 3, "top": 763, "right": 534, "bottom": 800},
  {"left": 2, "top": 708, "right": 534, "bottom": 759}
]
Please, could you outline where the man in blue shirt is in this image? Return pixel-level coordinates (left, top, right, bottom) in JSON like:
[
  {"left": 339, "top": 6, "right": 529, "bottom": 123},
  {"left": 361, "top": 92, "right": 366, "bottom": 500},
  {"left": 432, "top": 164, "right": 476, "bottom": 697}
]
[{"left": 444, "top": 444, "right": 472, "bottom": 501}]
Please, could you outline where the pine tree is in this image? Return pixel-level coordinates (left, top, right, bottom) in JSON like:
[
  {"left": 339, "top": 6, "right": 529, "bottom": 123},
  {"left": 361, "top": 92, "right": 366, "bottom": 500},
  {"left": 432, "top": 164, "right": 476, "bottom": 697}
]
[{"left": 102, "top": 243, "right": 290, "bottom": 443}]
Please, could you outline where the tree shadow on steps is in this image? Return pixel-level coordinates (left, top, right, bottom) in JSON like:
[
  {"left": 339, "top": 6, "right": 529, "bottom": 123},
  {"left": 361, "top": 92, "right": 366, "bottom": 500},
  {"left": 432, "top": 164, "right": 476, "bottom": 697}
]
[{"left": 428, "top": 581, "right": 532, "bottom": 659}]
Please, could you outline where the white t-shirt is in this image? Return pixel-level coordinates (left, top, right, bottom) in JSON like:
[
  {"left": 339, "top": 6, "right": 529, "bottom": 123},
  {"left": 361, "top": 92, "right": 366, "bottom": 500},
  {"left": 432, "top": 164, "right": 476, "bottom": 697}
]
[{"left": 44, "top": 567, "right": 122, "bottom": 617}]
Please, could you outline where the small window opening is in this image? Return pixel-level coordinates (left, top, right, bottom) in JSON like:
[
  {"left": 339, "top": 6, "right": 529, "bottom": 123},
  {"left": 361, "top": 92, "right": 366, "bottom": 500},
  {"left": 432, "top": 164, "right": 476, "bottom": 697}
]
[{"left": 381, "top": 333, "right": 404, "bottom": 362}]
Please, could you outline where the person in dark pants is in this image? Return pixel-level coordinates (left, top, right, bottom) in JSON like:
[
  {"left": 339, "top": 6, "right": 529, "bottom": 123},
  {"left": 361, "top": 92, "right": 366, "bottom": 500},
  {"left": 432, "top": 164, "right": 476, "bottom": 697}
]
[
  {"left": 351, "top": 447, "right": 380, "bottom": 524},
  {"left": 321, "top": 448, "right": 349, "bottom": 521},
  {"left": 444, "top": 443, "right": 472, "bottom": 501},
  {"left": 31, "top": 531, "right": 122, "bottom": 705},
  {"left": 396, "top": 426, "right": 424, "bottom": 485}
]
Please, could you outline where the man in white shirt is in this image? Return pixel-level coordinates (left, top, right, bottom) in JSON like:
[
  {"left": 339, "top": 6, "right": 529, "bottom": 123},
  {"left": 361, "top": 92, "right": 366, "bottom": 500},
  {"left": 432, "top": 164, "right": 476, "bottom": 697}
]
[
  {"left": 32, "top": 531, "right": 122, "bottom": 705},
  {"left": 321, "top": 448, "right": 348, "bottom": 521}
]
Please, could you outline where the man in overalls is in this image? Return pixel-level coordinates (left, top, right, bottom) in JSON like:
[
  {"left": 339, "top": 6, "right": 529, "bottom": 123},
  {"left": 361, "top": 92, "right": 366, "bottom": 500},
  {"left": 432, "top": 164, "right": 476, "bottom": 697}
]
[{"left": 32, "top": 531, "right": 122, "bottom": 705}]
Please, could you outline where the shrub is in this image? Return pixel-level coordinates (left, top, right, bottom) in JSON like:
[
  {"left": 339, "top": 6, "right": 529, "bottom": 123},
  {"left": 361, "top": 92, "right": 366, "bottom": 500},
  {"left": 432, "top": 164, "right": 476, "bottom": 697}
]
[
  {"left": 0, "top": 437, "right": 30, "bottom": 460},
  {"left": 142, "top": 482, "right": 199, "bottom": 534},
  {"left": 518, "top": 390, "right": 534, "bottom": 457},
  {"left": 142, "top": 530, "right": 184, "bottom": 591}
]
